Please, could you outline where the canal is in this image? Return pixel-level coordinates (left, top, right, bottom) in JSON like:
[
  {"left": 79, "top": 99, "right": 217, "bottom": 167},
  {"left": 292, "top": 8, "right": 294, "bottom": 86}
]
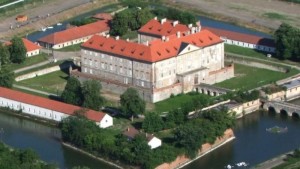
[
  {"left": 1, "top": 98, "right": 299, "bottom": 169},
  {"left": 0, "top": 111, "right": 118, "bottom": 169}
]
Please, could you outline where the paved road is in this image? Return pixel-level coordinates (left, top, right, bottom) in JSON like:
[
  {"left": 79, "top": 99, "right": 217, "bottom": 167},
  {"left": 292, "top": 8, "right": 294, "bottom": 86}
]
[
  {"left": 14, "top": 60, "right": 51, "bottom": 74},
  {"left": 13, "top": 84, "right": 58, "bottom": 96}
]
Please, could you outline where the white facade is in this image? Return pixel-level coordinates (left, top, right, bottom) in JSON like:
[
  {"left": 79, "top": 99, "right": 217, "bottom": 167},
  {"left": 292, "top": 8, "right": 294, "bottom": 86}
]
[
  {"left": 26, "top": 49, "right": 40, "bottom": 57},
  {"left": 222, "top": 38, "right": 275, "bottom": 53},
  {"left": 148, "top": 136, "right": 162, "bottom": 149},
  {"left": 0, "top": 96, "right": 112, "bottom": 128}
]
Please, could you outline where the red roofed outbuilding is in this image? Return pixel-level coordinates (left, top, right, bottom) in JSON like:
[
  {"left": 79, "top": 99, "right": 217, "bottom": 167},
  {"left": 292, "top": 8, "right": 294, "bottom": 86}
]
[
  {"left": 0, "top": 87, "right": 113, "bottom": 128},
  {"left": 38, "top": 20, "right": 110, "bottom": 49},
  {"left": 5, "top": 38, "right": 41, "bottom": 57},
  {"left": 204, "top": 27, "right": 275, "bottom": 53}
]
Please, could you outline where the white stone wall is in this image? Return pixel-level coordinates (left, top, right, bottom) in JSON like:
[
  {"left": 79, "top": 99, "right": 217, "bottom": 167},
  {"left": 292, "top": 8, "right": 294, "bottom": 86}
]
[
  {"left": 224, "top": 39, "right": 275, "bottom": 53},
  {"left": 0, "top": 97, "right": 68, "bottom": 122},
  {"left": 26, "top": 49, "right": 40, "bottom": 57},
  {"left": 286, "top": 87, "right": 300, "bottom": 100}
]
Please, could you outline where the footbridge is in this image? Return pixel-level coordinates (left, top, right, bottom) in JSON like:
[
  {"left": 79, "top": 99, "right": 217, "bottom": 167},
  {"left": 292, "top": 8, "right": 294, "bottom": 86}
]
[
  {"left": 194, "top": 84, "right": 232, "bottom": 96},
  {"left": 263, "top": 101, "right": 300, "bottom": 117}
]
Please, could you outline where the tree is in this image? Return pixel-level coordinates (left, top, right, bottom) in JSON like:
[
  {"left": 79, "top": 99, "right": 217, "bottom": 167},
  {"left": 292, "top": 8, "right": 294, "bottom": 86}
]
[
  {"left": 120, "top": 88, "right": 145, "bottom": 118},
  {"left": 275, "top": 23, "right": 300, "bottom": 60},
  {"left": 61, "top": 77, "right": 83, "bottom": 105},
  {"left": 0, "top": 44, "right": 10, "bottom": 65},
  {"left": 82, "top": 80, "right": 104, "bottom": 110},
  {"left": 10, "top": 37, "right": 26, "bottom": 63},
  {"left": 0, "top": 68, "right": 14, "bottom": 88},
  {"left": 142, "top": 112, "right": 164, "bottom": 132}
]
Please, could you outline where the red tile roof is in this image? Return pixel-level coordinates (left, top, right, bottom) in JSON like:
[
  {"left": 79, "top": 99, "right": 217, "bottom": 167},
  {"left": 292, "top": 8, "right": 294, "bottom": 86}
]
[
  {"left": 38, "top": 20, "right": 110, "bottom": 45},
  {"left": 81, "top": 29, "right": 222, "bottom": 63},
  {"left": 92, "top": 13, "right": 113, "bottom": 20},
  {"left": 203, "top": 27, "right": 275, "bottom": 47},
  {"left": 4, "top": 38, "right": 41, "bottom": 52},
  {"left": 0, "top": 87, "right": 106, "bottom": 122},
  {"left": 22, "top": 38, "right": 41, "bottom": 52},
  {"left": 138, "top": 18, "right": 190, "bottom": 37}
]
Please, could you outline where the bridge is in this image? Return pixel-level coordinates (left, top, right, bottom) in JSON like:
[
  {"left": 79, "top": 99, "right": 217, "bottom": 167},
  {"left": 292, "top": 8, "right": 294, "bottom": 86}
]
[
  {"left": 263, "top": 101, "right": 300, "bottom": 117},
  {"left": 194, "top": 83, "right": 232, "bottom": 96}
]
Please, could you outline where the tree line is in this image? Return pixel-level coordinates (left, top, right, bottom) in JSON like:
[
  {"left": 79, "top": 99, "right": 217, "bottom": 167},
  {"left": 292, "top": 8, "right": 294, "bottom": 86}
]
[
  {"left": 110, "top": 0, "right": 197, "bottom": 36},
  {"left": 275, "top": 23, "right": 300, "bottom": 61}
]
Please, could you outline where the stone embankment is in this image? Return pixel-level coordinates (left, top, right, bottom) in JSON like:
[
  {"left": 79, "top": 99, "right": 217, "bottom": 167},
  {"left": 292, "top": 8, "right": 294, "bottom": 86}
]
[{"left": 155, "top": 129, "right": 235, "bottom": 169}]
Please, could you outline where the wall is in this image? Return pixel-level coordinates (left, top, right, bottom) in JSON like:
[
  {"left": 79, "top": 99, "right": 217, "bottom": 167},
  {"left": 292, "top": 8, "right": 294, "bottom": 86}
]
[
  {"left": 99, "top": 114, "right": 113, "bottom": 128},
  {"left": 26, "top": 49, "right": 40, "bottom": 57},
  {"left": 155, "top": 129, "right": 234, "bottom": 169},
  {"left": 286, "top": 86, "right": 300, "bottom": 101},
  {"left": 223, "top": 39, "right": 275, "bottom": 53},
  {"left": 266, "top": 91, "right": 286, "bottom": 101},
  {"left": 203, "top": 64, "right": 234, "bottom": 84}
]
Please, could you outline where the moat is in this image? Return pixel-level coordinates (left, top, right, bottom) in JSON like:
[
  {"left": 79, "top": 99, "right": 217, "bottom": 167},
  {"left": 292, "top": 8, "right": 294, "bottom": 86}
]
[{"left": 1, "top": 98, "right": 300, "bottom": 169}]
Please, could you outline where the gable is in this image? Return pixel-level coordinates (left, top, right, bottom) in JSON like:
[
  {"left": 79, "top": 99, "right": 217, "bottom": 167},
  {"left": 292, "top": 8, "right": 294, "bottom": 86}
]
[{"left": 177, "top": 43, "right": 201, "bottom": 56}]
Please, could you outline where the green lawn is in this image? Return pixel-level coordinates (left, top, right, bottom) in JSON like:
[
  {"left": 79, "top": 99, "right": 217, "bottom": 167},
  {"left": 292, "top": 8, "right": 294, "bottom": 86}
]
[
  {"left": 154, "top": 93, "right": 211, "bottom": 113},
  {"left": 16, "top": 70, "right": 69, "bottom": 95},
  {"left": 3, "top": 53, "right": 48, "bottom": 72},
  {"left": 55, "top": 43, "right": 82, "bottom": 52},
  {"left": 215, "top": 64, "right": 299, "bottom": 90},
  {"left": 225, "top": 44, "right": 269, "bottom": 59},
  {"left": 121, "top": 30, "right": 138, "bottom": 40},
  {"left": 263, "top": 12, "right": 289, "bottom": 20}
]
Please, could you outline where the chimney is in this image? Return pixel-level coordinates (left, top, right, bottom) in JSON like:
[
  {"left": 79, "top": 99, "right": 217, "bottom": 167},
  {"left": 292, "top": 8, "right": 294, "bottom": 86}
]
[
  {"left": 127, "top": 127, "right": 130, "bottom": 131},
  {"left": 161, "top": 18, "right": 167, "bottom": 25},
  {"left": 176, "top": 31, "right": 180, "bottom": 38},
  {"left": 198, "top": 25, "right": 202, "bottom": 32},
  {"left": 126, "top": 38, "right": 129, "bottom": 42},
  {"left": 191, "top": 27, "right": 196, "bottom": 34},
  {"left": 188, "top": 23, "right": 192, "bottom": 28},
  {"left": 172, "top": 20, "right": 178, "bottom": 27},
  {"left": 162, "top": 36, "right": 166, "bottom": 41},
  {"left": 106, "top": 34, "right": 110, "bottom": 38},
  {"left": 145, "top": 40, "right": 149, "bottom": 46},
  {"left": 154, "top": 16, "right": 157, "bottom": 20},
  {"left": 115, "top": 36, "right": 119, "bottom": 40}
]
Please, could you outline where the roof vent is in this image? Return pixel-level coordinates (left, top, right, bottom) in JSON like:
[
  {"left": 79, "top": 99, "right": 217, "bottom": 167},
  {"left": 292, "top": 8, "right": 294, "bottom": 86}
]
[
  {"left": 172, "top": 20, "right": 178, "bottom": 27},
  {"left": 89, "top": 41, "right": 93, "bottom": 44},
  {"left": 106, "top": 34, "right": 110, "bottom": 38},
  {"left": 154, "top": 16, "right": 157, "bottom": 20},
  {"left": 176, "top": 31, "right": 180, "bottom": 38},
  {"left": 115, "top": 36, "right": 119, "bottom": 40},
  {"left": 161, "top": 18, "right": 167, "bottom": 25}
]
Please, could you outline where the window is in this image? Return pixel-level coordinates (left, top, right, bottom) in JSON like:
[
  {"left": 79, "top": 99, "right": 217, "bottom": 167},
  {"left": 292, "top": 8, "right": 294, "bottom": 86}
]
[
  {"left": 89, "top": 60, "right": 92, "bottom": 66},
  {"left": 90, "top": 69, "right": 93, "bottom": 74},
  {"left": 89, "top": 51, "right": 92, "bottom": 55},
  {"left": 84, "top": 68, "right": 87, "bottom": 72},
  {"left": 141, "top": 81, "right": 144, "bottom": 87},
  {"left": 120, "top": 67, "right": 123, "bottom": 74},
  {"left": 101, "top": 63, "right": 105, "bottom": 69}
]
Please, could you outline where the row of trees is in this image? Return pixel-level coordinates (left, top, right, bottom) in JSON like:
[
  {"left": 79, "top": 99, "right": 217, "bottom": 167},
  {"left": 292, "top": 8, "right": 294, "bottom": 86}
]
[
  {"left": 0, "top": 36, "right": 27, "bottom": 65},
  {"left": 61, "top": 77, "right": 105, "bottom": 110},
  {"left": 275, "top": 23, "right": 300, "bottom": 60},
  {"left": 0, "top": 142, "right": 56, "bottom": 169}
]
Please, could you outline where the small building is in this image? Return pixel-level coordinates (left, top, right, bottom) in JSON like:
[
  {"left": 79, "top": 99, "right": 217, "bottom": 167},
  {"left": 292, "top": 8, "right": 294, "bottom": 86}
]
[
  {"left": 4, "top": 38, "right": 41, "bottom": 57},
  {"left": 0, "top": 87, "right": 113, "bottom": 128},
  {"left": 282, "top": 77, "right": 300, "bottom": 101},
  {"left": 204, "top": 27, "right": 275, "bottom": 53},
  {"left": 16, "top": 15, "right": 28, "bottom": 22},
  {"left": 123, "top": 127, "right": 162, "bottom": 149},
  {"left": 38, "top": 20, "right": 110, "bottom": 49}
]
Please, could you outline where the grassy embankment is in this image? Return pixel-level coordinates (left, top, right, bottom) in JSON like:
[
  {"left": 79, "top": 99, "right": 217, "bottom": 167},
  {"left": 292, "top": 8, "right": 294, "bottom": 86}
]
[{"left": 3, "top": 53, "right": 48, "bottom": 72}]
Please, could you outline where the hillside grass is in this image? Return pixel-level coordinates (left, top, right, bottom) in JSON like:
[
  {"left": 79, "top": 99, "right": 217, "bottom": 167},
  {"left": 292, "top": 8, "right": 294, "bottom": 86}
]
[
  {"left": 3, "top": 53, "right": 48, "bottom": 72},
  {"left": 16, "top": 70, "right": 69, "bottom": 95},
  {"left": 215, "top": 64, "right": 299, "bottom": 90}
]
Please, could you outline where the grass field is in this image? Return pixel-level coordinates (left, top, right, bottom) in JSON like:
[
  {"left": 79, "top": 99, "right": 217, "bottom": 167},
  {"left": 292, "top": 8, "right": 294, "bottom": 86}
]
[
  {"left": 16, "top": 70, "right": 69, "bottom": 95},
  {"left": 55, "top": 43, "right": 82, "bottom": 52},
  {"left": 215, "top": 64, "right": 299, "bottom": 90},
  {"left": 3, "top": 53, "right": 48, "bottom": 72},
  {"left": 154, "top": 93, "right": 211, "bottom": 113},
  {"left": 225, "top": 44, "right": 268, "bottom": 59}
]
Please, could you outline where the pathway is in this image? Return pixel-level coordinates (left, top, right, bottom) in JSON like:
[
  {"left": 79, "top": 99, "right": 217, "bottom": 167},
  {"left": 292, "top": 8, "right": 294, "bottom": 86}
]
[
  {"left": 14, "top": 60, "right": 50, "bottom": 73},
  {"left": 13, "top": 84, "right": 58, "bottom": 96}
]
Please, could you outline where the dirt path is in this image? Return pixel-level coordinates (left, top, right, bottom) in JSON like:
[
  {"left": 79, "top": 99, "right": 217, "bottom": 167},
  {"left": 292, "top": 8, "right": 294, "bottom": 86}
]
[{"left": 165, "top": 0, "right": 300, "bottom": 32}]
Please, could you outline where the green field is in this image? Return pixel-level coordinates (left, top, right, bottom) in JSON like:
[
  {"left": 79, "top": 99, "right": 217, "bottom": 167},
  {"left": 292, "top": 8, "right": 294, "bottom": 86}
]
[
  {"left": 3, "top": 53, "right": 48, "bottom": 72},
  {"left": 154, "top": 93, "right": 211, "bottom": 113},
  {"left": 215, "top": 64, "right": 299, "bottom": 90},
  {"left": 225, "top": 44, "right": 269, "bottom": 59},
  {"left": 16, "top": 70, "right": 69, "bottom": 95},
  {"left": 55, "top": 43, "right": 82, "bottom": 52}
]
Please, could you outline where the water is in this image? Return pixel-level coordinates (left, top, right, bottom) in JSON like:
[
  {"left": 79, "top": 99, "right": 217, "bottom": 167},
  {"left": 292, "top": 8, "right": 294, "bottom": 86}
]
[
  {"left": 27, "top": 4, "right": 118, "bottom": 42},
  {"left": 183, "top": 106, "right": 300, "bottom": 169},
  {"left": 0, "top": 112, "right": 118, "bottom": 169},
  {"left": 198, "top": 16, "right": 272, "bottom": 38}
]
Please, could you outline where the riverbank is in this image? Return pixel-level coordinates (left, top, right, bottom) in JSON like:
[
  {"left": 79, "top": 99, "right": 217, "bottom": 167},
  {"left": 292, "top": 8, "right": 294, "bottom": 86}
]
[
  {"left": 156, "top": 129, "right": 235, "bottom": 169},
  {"left": 0, "top": 107, "right": 58, "bottom": 127},
  {"left": 253, "top": 151, "right": 293, "bottom": 169},
  {"left": 62, "top": 142, "right": 124, "bottom": 169}
]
